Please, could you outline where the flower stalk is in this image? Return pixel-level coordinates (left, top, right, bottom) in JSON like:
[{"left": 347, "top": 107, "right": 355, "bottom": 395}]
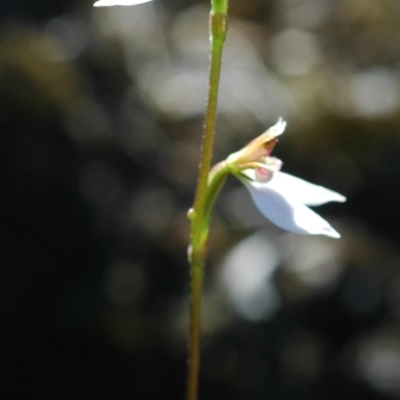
[{"left": 187, "top": 2, "right": 228, "bottom": 400}]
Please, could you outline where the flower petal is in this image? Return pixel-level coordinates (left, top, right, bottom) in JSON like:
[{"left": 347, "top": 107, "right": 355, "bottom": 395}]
[
  {"left": 268, "top": 117, "right": 286, "bottom": 138},
  {"left": 94, "top": 0, "right": 153, "bottom": 7},
  {"left": 267, "top": 172, "right": 346, "bottom": 206},
  {"left": 242, "top": 178, "right": 341, "bottom": 238},
  {"left": 226, "top": 118, "right": 286, "bottom": 165}
]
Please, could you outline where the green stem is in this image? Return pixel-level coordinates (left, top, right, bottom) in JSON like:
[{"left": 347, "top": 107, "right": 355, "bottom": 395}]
[
  {"left": 187, "top": 162, "right": 230, "bottom": 400},
  {"left": 203, "top": 161, "right": 230, "bottom": 229},
  {"left": 187, "top": 257, "right": 203, "bottom": 400},
  {"left": 212, "top": 0, "right": 228, "bottom": 13},
  {"left": 191, "top": 14, "right": 226, "bottom": 251},
  {"left": 187, "top": 3, "right": 228, "bottom": 400}
]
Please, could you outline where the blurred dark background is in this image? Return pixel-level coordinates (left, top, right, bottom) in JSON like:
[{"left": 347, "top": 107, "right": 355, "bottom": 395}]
[{"left": 1, "top": 0, "right": 400, "bottom": 399}]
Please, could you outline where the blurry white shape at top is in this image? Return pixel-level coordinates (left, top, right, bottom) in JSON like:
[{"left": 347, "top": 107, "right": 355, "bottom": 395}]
[{"left": 94, "top": 0, "right": 153, "bottom": 7}]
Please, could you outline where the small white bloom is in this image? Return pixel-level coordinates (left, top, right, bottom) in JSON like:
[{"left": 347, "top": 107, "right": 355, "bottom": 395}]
[
  {"left": 229, "top": 118, "right": 346, "bottom": 238},
  {"left": 93, "top": 0, "right": 153, "bottom": 7},
  {"left": 239, "top": 169, "right": 345, "bottom": 238}
]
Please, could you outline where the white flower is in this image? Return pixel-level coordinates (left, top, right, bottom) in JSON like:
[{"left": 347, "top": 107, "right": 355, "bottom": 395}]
[
  {"left": 93, "top": 0, "right": 153, "bottom": 7},
  {"left": 229, "top": 118, "right": 346, "bottom": 238},
  {"left": 239, "top": 168, "right": 345, "bottom": 238}
]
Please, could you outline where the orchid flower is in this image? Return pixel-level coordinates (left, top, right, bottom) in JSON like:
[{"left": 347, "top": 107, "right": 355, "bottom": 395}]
[
  {"left": 93, "top": 0, "right": 153, "bottom": 7},
  {"left": 227, "top": 118, "right": 346, "bottom": 238}
]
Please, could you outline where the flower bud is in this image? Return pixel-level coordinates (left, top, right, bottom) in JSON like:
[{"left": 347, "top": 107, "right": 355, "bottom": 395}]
[{"left": 226, "top": 118, "right": 286, "bottom": 166}]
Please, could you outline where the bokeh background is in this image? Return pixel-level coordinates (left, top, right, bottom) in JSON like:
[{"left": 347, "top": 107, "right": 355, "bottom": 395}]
[{"left": 2, "top": 0, "right": 400, "bottom": 399}]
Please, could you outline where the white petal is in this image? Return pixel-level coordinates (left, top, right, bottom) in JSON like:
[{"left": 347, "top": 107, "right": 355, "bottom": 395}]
[
  {"left": 94, "top": 0, "right": 153, "bottom": 7},
  {"left": 242, "top": 179, "right": 341, "bottom": 238},
  {"left": 269, "top": 117, "right": 286, "bottom": 138},
  {"left": 267, "top": 172, "right": 346, "bottom": 206}
]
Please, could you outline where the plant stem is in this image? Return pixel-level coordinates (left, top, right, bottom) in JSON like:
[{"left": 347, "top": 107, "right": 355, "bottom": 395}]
[
  {"left": 191, "top": 14, "right": 226, "bottom": 249},
  {"left": 187, "top": 162, "right": 230, "bottom": 400},
  {"left": 187, "top": 257, "right": 204, "bottom": 400},
  {"left": 187, "top": 3, "right": 228, "bottom": 400}
]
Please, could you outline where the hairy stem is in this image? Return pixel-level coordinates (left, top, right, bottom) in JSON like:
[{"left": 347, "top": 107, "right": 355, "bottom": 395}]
[
  {"left": 191, "top": 13, "right": 226, "bottom": 249},
  {"left": 187, "top": 3, "right": 228, "bottom": 400}
]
